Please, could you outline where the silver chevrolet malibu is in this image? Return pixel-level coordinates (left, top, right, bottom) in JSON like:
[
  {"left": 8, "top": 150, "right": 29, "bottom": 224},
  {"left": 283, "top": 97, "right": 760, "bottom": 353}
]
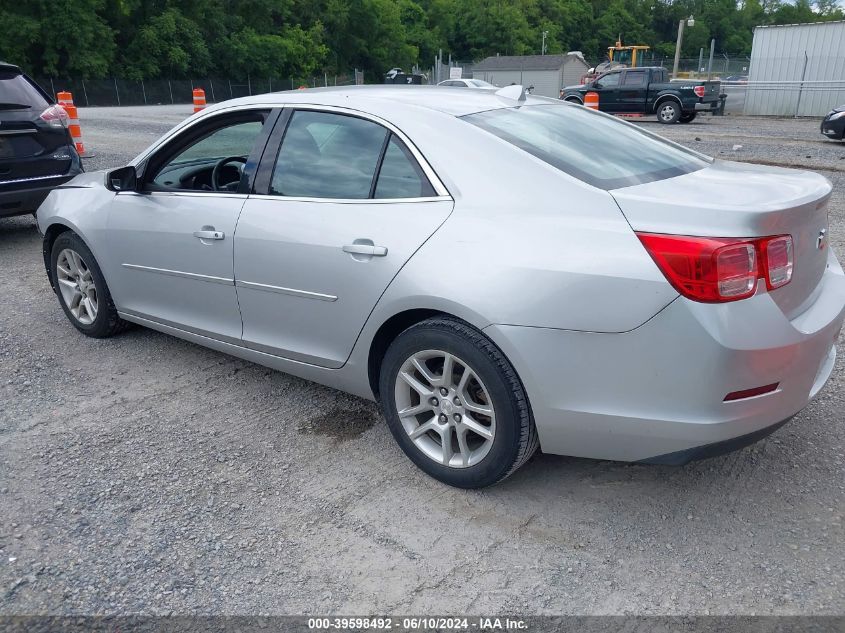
[{"left": 37, "top": 85, "right": 845, "bottom": 488}]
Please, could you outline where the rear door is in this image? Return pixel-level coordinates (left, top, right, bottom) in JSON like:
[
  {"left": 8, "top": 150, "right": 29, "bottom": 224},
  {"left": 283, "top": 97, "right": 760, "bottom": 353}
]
[
  {"left": 0, "top": 68, "right": 73, "bottom": 192},
  {"left": 591, "top": 71, "right": 622, "bottom": 112},
  {"left": 618, "top": 69, "right": 648, "bottom": 113},
  {"left": 234, "top": 107, "right": 453, "bottom": 368}
]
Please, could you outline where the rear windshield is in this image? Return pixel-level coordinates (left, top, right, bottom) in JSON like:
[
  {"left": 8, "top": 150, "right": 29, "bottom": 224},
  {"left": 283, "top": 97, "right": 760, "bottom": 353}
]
[
  {"left": 462, "top": 104, "right": 709, "bottom": 189},
  {"left": 0, "top": 71, "right": 50, "bottom": 110}
]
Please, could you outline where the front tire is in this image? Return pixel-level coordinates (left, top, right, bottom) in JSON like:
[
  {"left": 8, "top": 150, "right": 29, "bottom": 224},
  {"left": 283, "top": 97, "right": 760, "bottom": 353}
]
[
  {"left": 656, "top": 100, "right": 681, "bottom": 124},
  {"left": 50, "top": 232, "right": 129, "bottom": 338},
  {"left": 379, "top": 316, "right": 538, "bottom": 488}
]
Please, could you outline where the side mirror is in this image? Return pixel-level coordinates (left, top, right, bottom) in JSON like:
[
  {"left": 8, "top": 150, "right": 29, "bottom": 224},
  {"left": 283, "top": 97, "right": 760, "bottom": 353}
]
[
  {"left": 108, "top": 165, "right": 137, "bottom": 192},
  {"left": 592, "top": 82, "right": 601, "bottom": 89}
]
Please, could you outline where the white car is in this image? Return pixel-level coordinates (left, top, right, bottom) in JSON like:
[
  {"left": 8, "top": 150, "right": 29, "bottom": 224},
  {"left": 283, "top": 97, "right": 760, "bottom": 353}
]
[
  {"left": 437, "top": 78, "right": 498, "bottom": 90},
  {"left": 36, "top": 85, "right": 845, "bottom": 488}
]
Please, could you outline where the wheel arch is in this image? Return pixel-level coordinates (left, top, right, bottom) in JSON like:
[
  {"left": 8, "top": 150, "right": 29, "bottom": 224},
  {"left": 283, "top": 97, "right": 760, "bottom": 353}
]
[
  {"left": 42, "top": 222, "right": 77, "bottom": 290},
  {"left": 367, "top": 308, "right": 446, "bottom": 399},
  {"left": 653, "top": 93, "right": 683, "bottom": 113},
  {"left": 563, "top": 95, "right": 583, "bottom": 105}
]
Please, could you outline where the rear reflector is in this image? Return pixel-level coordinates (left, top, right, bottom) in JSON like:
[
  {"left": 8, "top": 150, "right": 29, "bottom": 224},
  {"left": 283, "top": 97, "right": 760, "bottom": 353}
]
[
  {"left": 636, "top": 233, "right": 793, "bottom": 303},
  {"left": 724, "top": 383, "right": 779, "bottom": 402},
  {"left": 694, "top": 85, "right": 705, "bottom": 98}
]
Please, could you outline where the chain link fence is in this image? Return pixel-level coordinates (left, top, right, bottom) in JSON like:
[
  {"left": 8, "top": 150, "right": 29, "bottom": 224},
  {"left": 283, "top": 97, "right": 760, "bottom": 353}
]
[{"left": 34, "top": 74, "right": 362, "bottom": 107}]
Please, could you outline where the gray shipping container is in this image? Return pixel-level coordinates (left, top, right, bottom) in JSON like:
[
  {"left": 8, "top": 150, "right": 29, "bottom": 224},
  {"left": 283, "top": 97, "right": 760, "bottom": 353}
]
[{"left": 744, "top": 20, "right": 845, "bottom": 116}]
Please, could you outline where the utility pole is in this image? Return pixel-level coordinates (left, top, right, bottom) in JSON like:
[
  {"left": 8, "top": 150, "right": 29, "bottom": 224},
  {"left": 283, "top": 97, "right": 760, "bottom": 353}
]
[
  {"left": 542, "top": 30, "right": 548, "bottom": 55},
  {"left": 672, "top": 16, "right": 694, "bottom": 78},
  {"left": 707, "top": 38, "right": 715, "bottom": 80}
]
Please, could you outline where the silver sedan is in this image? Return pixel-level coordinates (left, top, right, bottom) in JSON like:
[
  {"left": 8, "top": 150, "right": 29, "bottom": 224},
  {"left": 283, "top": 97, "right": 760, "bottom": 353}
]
[{"left": 37, "top": 85, "right": 845, "bottom": 488}]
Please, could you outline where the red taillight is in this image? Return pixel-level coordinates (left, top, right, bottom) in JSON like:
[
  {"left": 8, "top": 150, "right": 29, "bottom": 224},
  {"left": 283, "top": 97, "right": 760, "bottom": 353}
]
[
  {"left": 694, "top": 85, "right": 705, "bottom": 98},
  {"left": 636, "top": 233, "right": 793, "bottom": 303},
  {"left": 39, "top": 104, "right": 69, "bottom": 128}
]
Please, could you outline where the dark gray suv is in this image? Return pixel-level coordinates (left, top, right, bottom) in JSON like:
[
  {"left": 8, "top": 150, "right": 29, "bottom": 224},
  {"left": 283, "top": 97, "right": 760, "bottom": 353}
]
[{"left": 0, "top": 62, "right": 82, "bottom": 218}]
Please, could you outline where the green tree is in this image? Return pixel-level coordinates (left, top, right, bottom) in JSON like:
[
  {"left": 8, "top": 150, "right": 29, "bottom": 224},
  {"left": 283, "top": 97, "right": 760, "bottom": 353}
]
[
  {"left": 122, "top": 8, "right": 211, "bottom": 79},
  {"left": 0, "top": 0, "right": 115, "bottom": 77}
]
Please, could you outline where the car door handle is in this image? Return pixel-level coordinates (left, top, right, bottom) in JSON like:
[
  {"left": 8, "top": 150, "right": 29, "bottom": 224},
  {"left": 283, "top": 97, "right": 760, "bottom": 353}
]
[
  {"left": 342, "top": 244, "right": 388, "bottom": 257},
  {"left": 193, "top": 230, "right": 225, "bottom": 240}
]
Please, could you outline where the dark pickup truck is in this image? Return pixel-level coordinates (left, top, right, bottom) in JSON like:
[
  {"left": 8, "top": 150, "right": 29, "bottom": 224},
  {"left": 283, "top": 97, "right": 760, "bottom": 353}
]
[{"left": 560, "top": 67, "right": 722, "bottom": 124}]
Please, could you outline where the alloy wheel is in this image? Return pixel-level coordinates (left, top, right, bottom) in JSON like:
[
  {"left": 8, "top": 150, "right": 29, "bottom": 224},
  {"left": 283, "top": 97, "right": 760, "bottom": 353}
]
[
  {"left": 56, "top": 248, "right": 99, "bottom": 325},
  {"left": 394, "top": 349, "right": 496, "bottom": 468},
  {"left": 659, "top": 103, "right": 677, "bottom": 122}
]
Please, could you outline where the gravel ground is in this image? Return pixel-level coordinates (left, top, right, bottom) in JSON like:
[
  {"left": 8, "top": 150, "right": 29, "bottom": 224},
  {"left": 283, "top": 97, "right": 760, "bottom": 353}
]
[{"left": 1, "top": 106, "right": 844, "bottom": 616}]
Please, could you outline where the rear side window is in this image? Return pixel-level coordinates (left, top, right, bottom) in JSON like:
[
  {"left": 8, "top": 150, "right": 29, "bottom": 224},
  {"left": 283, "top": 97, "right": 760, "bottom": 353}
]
[
  {"left": 623, "top": 71, "right": 647, "bottom": 86},
  {"left": 463, "top": 104, "right": 709, "bottom": 190},
  {"left": 271, "top": 110, "right": 386, "bottom": 199},
  {"left": 0, "top": 71, "right": 49, "bottom": 110},
  {"left": 270, "top": 110, "right": 437, "bottom": 200},
  {"left": 375, "top": 135, "right": 436, "bottom": 199}
]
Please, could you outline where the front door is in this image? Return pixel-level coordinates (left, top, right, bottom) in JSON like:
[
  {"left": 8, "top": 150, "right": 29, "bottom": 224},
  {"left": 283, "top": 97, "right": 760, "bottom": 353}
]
[
  {"left": 104, "top": 109, "right": 274, "bottom": 342},
  {"left": 591, "top": 70, "right": 622, "bottom": 112},
  {"left": 235, "top": 108, "right": 453, "bottom": 368}
]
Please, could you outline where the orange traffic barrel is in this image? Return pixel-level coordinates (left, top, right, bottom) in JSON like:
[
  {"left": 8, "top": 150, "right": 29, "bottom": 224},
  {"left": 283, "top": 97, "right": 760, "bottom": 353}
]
[
  {"left": 192, "top": 88, "right": 206, "bottom": 113},
  {"left": 585, "top": 91, "right": 599, "bottom": 110},
  {"left": 63, "top": 104, "right": 88, "bottom": 157},
  {"left": 56, "top": 91, "right": 74, "bottom": 107}
]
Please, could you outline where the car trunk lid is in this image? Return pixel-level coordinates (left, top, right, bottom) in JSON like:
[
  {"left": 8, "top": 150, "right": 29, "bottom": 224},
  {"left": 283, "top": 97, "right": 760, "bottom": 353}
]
[{"left": 610, "top": 159, "right": 831, "bottom": 319}]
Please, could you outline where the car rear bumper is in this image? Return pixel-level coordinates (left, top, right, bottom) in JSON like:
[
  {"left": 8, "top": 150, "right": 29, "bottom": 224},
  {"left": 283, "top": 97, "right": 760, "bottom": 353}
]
[
  {"left": 0, "top": 173, "right": 79, "bottom": 217},
  {"left": 694, "top": 99, "right": 722, "bottom": 112},
  {"left": 484, "top": 248, "right": 845, "bottom": 463}
]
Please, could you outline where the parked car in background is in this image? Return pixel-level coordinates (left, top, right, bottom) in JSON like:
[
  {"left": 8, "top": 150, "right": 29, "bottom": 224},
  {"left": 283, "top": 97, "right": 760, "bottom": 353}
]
[
  {"left": 36, "top": 86, "right": 845, "bottom": 488},
  {"left": 561, "top": 66, "right": 722, "bottom": 123},
  {"left": 438, "top": 78, "right": 498, "bottom": 90},
  {"left": 0, "top": 62, "right": 82, "bottom": 219},
  {"left": 821, "top": 105, "right": 845, "bottom": 140},
  {"left": 723, "top": 75, "right": 749, "bottom": 83}
]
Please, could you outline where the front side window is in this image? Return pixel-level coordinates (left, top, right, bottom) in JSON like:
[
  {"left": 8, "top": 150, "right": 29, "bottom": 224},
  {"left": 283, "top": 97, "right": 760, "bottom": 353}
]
[
  {"left": 463, "top": 104, "right": 709, "bottom": 189},
  {"left": 150, "top": 114, "right": 266, "bottom": 192},
  {"left": 596, "top": 72, "right": 620, "bottom": 88}
]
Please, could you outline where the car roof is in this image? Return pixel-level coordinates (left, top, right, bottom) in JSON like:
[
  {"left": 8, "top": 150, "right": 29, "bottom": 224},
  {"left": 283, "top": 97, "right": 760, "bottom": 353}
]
[{"left": 206, "top": 84, "right": 555, "bottom": 118}]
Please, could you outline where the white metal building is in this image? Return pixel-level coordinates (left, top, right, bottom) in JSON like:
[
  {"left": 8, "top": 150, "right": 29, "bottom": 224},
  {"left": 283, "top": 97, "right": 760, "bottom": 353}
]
[
  {"left": 744, "top": 20, "right": 845, "bottom": 116},
  {"left": 471, "top": 53, "right": 590, "bottom": 99}
]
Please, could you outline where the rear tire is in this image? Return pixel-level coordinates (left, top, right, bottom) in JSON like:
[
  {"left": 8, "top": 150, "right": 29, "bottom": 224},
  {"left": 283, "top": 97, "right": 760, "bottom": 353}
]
[
  {"left": 679, "top": 112, "right": 697, "bottom": 123},
  {"left": 656, "top": 100, "right": 681, "bottom": 124},
  {"left": 379, "top": 316, "right": 538, "bottom": 488},
  {"left": 50, "top": 232, "right": 130, "bottom": 338}
]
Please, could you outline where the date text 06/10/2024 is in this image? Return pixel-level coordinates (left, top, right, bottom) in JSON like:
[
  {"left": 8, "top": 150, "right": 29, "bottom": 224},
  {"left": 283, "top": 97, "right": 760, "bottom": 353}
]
[{"left": 307, "top": 617, "right": 528, "bottom": 630}]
